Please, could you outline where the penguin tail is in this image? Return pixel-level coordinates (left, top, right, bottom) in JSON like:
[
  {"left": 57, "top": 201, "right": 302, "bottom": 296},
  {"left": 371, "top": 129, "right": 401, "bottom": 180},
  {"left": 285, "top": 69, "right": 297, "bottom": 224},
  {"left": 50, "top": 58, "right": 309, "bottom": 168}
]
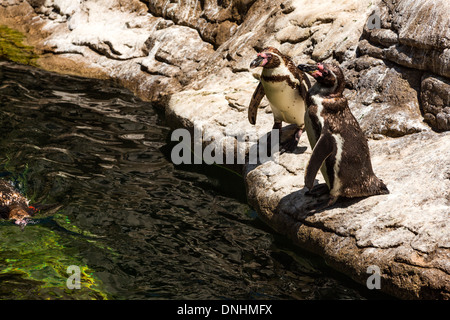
[
  {"left": 369, "top": 177, "right": 389, "bottom": 196},
  {"left": 378, "top": 180, "right": 390, "bottom": 195}
]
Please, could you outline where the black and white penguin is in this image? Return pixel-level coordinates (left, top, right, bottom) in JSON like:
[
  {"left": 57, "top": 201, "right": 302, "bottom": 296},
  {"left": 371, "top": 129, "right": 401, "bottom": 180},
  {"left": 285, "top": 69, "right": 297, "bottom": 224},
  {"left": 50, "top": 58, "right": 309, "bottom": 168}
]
[
  {"left": 248, "top": 47, "right": 311, "bottom": 152},
  {"left": 297, "top": 62, "right": 389, "bottom": 207}
]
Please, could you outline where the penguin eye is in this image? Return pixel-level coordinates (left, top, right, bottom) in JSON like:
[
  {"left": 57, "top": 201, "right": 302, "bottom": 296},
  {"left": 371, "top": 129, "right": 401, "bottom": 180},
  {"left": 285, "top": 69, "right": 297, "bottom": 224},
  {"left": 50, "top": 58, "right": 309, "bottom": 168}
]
[
  {"left": 317, "top": 63, "right": 329, "bottom": 76},
  {"left": 258, "top": 52, "right": 272, "bottom": 60}
]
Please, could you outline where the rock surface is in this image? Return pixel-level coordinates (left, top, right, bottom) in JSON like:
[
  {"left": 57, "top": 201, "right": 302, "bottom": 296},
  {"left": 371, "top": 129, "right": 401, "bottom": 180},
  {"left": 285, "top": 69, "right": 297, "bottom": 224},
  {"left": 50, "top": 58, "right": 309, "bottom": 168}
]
[
  {"left": 421, "top": 74, "right": 450, "bottom": 132},
  {"left": 1, "top": 0, "right": 449, "bottom": 299},
  {"left": 358, "top": 0, "right": 450, "bottom": 132}
]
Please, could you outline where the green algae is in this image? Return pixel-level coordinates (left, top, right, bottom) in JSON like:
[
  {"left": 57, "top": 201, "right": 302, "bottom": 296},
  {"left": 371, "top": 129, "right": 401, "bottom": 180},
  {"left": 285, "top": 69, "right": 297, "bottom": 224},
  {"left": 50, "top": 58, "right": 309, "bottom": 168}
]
[
  {"left": 0, "top": 25, "right": 38, "bottom": 66},
  {"left": 0, "top": 168, "right": 111, "bottom": 299},
  {"left": 0, "top": 224, "right": 110, "bottom": 300}
]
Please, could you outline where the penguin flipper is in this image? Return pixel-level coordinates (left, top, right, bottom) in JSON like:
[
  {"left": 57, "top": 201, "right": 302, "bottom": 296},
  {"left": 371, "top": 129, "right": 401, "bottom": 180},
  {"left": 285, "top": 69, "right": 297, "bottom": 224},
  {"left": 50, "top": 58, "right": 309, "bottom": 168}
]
[
  {"left": 248, "top": 82, "right": 265, "bottom": 125},
  {"left": 305, "top": 133, "right": 334, "bottom": 190}
]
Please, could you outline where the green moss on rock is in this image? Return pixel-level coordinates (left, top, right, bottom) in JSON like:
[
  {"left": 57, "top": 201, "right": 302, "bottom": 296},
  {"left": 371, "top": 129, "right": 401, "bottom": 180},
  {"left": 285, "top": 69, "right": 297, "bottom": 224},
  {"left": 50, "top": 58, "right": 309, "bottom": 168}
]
[{"left": 0, "top": 25, "right": 38, "bottom": 66}]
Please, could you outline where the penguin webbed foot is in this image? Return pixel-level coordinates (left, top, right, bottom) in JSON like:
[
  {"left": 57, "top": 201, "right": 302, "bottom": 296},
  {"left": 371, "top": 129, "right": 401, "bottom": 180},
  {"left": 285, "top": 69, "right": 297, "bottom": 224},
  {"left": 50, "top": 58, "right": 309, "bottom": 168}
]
[
  {"left": 306, "top": 195, "right": 338, "bottom": 214},
  {"left": 305, "top": 183, "right": 329, "bottom": 197},
  {"left": 280, "top": 128, "right": 302, "bottom": 154}
]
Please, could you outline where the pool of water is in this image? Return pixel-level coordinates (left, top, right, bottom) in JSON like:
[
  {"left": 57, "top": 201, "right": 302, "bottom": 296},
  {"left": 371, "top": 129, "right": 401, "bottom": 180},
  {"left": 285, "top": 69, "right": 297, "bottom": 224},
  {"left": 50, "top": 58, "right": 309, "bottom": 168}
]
[{"left": 0, "top": 62, "right": 380, "bottom": 300}]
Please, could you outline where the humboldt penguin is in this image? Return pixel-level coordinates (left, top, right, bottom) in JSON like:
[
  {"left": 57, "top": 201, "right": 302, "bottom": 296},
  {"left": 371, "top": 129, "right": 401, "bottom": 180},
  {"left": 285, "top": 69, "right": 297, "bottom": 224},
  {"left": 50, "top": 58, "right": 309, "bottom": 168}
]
[
  {"left": 248, "top": 47, "right": 311, "bottom": 152},
  {"left": 0, "top": 179, "right": 38, "bottom": 228},
  {"left": 297, "top": 62, "right": 389, "bottom": 207}
]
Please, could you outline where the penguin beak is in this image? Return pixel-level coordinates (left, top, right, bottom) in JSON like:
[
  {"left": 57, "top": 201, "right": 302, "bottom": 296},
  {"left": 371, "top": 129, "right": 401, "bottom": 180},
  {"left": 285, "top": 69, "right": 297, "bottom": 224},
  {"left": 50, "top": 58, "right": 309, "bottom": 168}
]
[
  {"left": 297, "top": 64, "right": 318, "bottom": 73},
  {"left": 250, "top": 55, "right": 265, "bottom": 69},
  {"left": 15, "top": 218, "right": 29, "bottom": 230},
  {"left": 297, "top": 64, "right": 324, "bottom": 78}
]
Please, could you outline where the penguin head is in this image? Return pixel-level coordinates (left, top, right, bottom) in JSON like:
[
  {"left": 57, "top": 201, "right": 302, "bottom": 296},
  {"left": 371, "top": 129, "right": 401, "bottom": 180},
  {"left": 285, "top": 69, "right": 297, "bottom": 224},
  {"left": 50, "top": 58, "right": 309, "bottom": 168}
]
[
  {"left": 250, "top": 47, "right": 282, "bottom": 69},
  {"left": 297, "top": 63, "right": 344, "bottom": 94},
  {"left": 8, "top": 206, "right": 31, "bottom": 227}
]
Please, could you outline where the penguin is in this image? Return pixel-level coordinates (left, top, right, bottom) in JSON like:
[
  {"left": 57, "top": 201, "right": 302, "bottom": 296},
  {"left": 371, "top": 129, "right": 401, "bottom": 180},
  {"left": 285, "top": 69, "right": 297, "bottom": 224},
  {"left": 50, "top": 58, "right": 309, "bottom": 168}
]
[
  {"left": 297, "top": 62, "right": 389, "bottom": 207},
  {"left": 0, "top": 179, "right": 38, "bottom": 228},
  {"left": 248, "top": 47, "right": 311, "bottom": 152}
]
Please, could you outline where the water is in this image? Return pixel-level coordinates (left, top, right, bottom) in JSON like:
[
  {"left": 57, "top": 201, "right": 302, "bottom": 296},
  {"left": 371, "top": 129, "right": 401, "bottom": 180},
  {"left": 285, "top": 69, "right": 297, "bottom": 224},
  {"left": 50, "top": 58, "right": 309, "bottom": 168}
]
[{"left": 0, "top": 62, "right": 379, "bottom": 300}]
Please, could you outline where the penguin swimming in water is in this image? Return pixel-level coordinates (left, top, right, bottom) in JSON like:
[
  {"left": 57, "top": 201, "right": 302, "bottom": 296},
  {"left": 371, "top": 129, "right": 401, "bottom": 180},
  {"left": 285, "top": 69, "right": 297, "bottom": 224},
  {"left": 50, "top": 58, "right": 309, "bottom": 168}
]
[
  {"left": 297, "top": 62, "right": 389, "bottom": 208},
  {"left": 248, "top": 47, "right": 311, "bottom": 152},
  {"left": 0, "top": 179, "right": 40, "bottom": 228}
]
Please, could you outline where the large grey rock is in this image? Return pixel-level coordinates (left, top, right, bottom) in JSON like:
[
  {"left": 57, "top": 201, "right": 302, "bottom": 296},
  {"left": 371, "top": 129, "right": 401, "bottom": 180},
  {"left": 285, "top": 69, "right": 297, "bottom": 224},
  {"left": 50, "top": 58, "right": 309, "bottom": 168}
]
[
  {"left": 361, "top": 0, "right": 450, "bottom": 78},
  {"left": 0, "top": 0, "right": 215, "bottom": 106},
  {"left": 343, "top": 56, "right": 429, "bottom": 138},
  {"left": 358, "top": 0, "right": 450, "bottom": 133},
  {"left": 142, "top": 0, "right": 257, "bottom": 48},
  {"left": 421, "top": 74, "right": 450, "bottom": 132}
]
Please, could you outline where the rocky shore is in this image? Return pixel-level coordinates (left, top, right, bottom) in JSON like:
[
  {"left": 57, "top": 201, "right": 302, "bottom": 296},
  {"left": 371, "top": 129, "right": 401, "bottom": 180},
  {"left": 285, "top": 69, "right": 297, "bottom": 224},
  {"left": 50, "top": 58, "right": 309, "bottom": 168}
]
[{"left": 1, "top": 0, "right": 449, "bottom": 299}]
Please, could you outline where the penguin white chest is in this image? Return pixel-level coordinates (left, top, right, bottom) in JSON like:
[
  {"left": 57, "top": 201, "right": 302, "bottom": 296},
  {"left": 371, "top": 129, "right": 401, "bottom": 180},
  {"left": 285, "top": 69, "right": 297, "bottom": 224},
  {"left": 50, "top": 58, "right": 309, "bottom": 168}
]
[
  {"left": 311, "top": 95, "right": 325, "bottom": 128},
  {"left": 261, "top": 80, "right": 306, "bottom": 126},
  {"left": 330, "top": 133, "right": 345, "bottom": 197}
]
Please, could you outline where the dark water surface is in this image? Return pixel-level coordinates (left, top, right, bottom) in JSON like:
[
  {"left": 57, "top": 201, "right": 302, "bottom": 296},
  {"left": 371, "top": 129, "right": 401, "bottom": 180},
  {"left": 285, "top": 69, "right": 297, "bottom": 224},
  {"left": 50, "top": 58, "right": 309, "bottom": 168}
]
[{"left": 0, "top": 62, "right": 377, "bottom": 300}]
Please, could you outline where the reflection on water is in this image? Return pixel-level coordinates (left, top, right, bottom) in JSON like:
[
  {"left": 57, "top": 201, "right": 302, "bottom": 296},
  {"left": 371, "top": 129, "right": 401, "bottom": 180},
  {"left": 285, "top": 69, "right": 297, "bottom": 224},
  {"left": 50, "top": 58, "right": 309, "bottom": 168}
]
[{"left": 0, "top": 62, "right": 378, "bottom": 299}]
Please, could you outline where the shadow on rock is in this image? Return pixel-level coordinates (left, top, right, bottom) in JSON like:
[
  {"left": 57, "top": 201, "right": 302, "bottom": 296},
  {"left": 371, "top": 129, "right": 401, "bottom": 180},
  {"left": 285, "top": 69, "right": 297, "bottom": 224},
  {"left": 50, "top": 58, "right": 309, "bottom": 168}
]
[
  {"left": 277, "top": 184, "right": 367, "bottom": 222},
  {"left": 246, "top": 124, "right": 308, "bottom": 171}
]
